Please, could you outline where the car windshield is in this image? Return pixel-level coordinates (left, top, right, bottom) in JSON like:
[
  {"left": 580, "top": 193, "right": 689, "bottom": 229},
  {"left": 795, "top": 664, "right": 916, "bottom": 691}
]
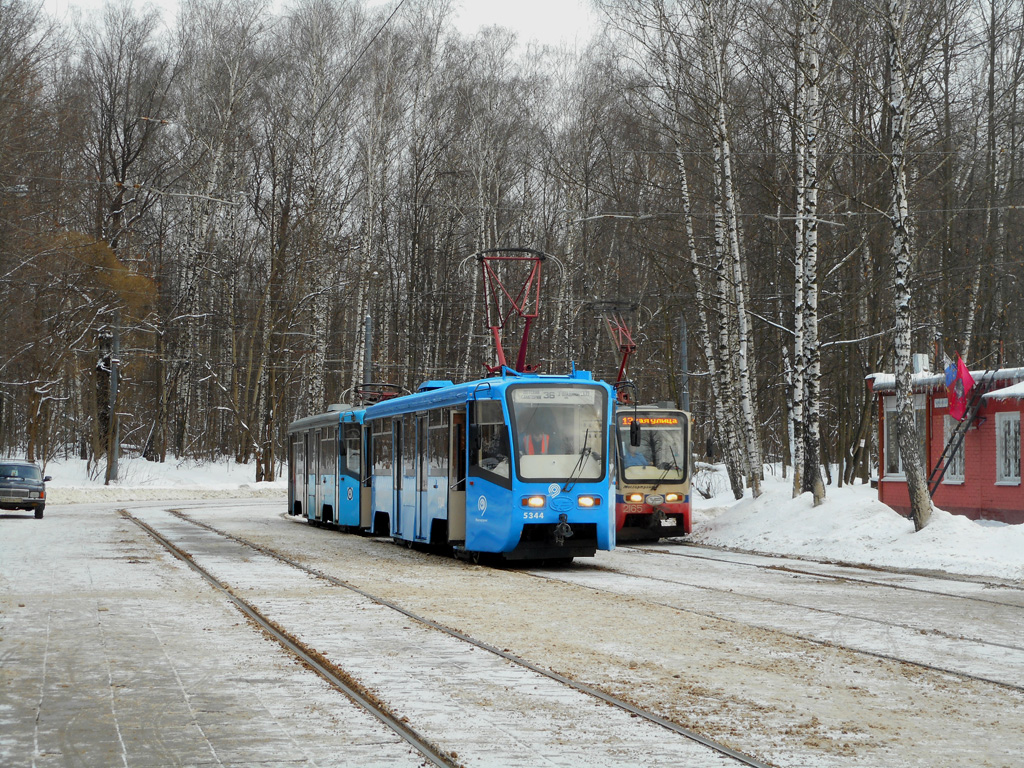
[
  {"left": 617, "top": 412, "right": 688, "bottom": 483},
  {"left": 508, "top": 384, "right": 607, "bottom": 482},
  {"left": 0, "top": 464, "right": 41, "bottom": 481}
]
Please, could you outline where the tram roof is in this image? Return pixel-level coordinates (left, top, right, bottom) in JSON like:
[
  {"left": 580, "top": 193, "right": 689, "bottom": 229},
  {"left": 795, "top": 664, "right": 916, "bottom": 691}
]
[
  {"left": 287, "top": 406, "right": 363, "bottom": 432},
  {"left": 363, "top": 369, "right": 604, "bottom": 420}
]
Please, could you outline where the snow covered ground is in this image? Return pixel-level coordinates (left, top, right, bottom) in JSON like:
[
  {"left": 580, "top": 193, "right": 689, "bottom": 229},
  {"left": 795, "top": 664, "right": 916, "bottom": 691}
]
[{"left": 37, "top": 455, "right": 1023, "bottom": 583}]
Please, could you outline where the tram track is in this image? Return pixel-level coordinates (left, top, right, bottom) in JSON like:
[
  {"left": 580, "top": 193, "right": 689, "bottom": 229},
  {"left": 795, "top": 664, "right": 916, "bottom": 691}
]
[
  {"left": 124, "top": 506, "right": 775, "bottom": 768},
  {"left": 624, "top": 541, "right": 1024, "bottom": 606},
  {"left": 120, "top": 510, "right": 460, "bottom": 768},
  {"left": 612, "top": 547, "right": 1024, "bottom": 652},
  {"left": 525, "top": 546, "right": 1024, "bottom": 693}
]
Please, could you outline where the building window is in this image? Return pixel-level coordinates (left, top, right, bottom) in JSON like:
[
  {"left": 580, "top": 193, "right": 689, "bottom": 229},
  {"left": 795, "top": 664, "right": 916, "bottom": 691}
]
[
  {"left": 942, "top": 416, "right": 965, "bottom": 483},
  {"left": 883, "top": 396, "right": 926, "bottom": 478},
  {"left": 995, "top": 412, "right": 1021, "bottom": 485}
]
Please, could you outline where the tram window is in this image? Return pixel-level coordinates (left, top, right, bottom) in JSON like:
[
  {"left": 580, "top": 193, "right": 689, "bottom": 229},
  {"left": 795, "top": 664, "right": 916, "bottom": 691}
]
[
  {"left": 373, "top": 422, "right": 392, "bottom": 474},
  {"left": 418, "top": 417, "right": 428, "bottom": 491},
  {"left": 618, "top": 415, "right": 689, "bottom": 483},
  {"left": 470, "top": 400, "right": 511, "bottom": 486},
  {"left": 428, "top": 426, "right": 448, "bottom": 477},
  {"left": 342, "top": 424, "right": 361, "bottom": 478},
  {"left": 509, "top": 385, "right": 608, "bottom": 482},
  {"left": 363, "top": 427, "right": 373, "bottom": 485},
  {"left": 292, "top": 436, "right": 303, "bottom": 479},
  {"left": 403, "top": 415, "right": 416, "bottom": 480},
  {"left": 321, "top": 429, "right": 336, "bottom": 475}
]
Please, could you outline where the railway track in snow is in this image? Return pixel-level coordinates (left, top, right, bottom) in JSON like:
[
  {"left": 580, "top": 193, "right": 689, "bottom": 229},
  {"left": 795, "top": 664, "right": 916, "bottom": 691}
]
[
  {"left": 122, "top": 507, "right": 773, "bottom": 768},
  {"left": 625, "top": 541, "right": 1024, "bottom": 605},
  {"left": 526, "top": 543, "right": 1024, "bottom": 692}
]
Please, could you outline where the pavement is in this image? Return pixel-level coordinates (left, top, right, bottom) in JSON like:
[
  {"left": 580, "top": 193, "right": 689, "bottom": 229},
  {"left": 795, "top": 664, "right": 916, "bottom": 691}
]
[{"left": 0, "top": 502, "right": 425, "bottom": 767}]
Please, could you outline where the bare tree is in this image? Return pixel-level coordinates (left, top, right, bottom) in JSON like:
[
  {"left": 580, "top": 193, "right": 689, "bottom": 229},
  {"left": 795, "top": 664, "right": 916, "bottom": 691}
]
[{"left": 886, "top": 0, "right": 933, "bottom": 529}]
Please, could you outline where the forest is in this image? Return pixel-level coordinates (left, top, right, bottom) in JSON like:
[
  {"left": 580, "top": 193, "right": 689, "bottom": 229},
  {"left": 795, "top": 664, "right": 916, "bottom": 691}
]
[{"left": 1, "top": 0, "right": 1021, "bottom": 498}]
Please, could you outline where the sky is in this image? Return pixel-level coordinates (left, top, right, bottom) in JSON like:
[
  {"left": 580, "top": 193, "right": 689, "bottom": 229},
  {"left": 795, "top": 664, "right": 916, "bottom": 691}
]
[
  {"left": 42, "top": 456, "right": 1024, "bottom": 582},
  {"left": 41, "top": 0, "right": 599, "bottom": 49}
]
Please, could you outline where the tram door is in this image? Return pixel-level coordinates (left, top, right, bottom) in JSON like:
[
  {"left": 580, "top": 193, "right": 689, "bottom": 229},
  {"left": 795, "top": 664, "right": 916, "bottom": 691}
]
[
  {"left": 415, "top": 414, "right": 429, "bottom": 541},
  {"left": 289, "top": 434, "right": 299, "bottom": 515},
  {"left": 302, "top": 432, "right": 311, "bottom": 516},
  {"left": 312, "top": 428, "right": 323, "bottom": 521},
  {"left": 393, "top": 418, "right": 404, "bottom": 536},
  {"left": 448, "top": 410, "right": 467, "bottom": 542},
  {"left": 360, "top": 425, "right": 372, "bottom": 528}
]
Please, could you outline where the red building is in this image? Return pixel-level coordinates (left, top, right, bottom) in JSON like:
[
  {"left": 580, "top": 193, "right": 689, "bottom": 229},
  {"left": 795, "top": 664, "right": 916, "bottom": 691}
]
[{"left": 868, "top": 366, "right": 1024, "bottom": 524}]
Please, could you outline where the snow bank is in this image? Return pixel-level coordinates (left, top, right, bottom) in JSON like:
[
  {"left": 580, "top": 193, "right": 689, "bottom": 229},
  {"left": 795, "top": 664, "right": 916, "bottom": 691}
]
[
  {"left": 691, "top": 468, "right": 1024, "bottom": 583},
  {"left": 42, "top": 457, "right": 286, "bottom": 504}
]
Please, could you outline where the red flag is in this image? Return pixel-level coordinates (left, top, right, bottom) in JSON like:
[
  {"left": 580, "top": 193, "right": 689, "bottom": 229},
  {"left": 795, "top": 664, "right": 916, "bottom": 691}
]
[{"left": 948, "top": 356, "right": 975, "bottom": 420}]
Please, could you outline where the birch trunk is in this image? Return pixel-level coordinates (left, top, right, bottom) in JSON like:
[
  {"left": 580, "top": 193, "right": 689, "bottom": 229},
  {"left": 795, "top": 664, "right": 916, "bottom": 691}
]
[
  {"left": 888, "top": 0, "right": 932, "bottom": 530},
  {"left": 703, "top": 0, "right": 762, "bottom": 496},
  {"left": 797, "top": 0, "right": 832, "bottom": 505},
  {"left": 792, "top": 7, "right": 807, "bottom": 498},
  {"left": 673, "top": 134, "right": 730, "bottom": 474},
  {"left": 713, "top": 189, "right": 745, "bottom": 499}
]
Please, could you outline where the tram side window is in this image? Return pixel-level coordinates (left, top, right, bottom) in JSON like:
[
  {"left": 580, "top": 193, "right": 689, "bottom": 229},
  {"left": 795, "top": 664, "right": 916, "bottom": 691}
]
[
  {"left": 320, "top": 429, "right": 336, "bottom": 476},
  {"left": 470, "top": 400, "right": 511, "bottom": 487},
  {"left": 292, "top": 436, "right": 304, "bottom": 481},
  {"left": 428, "top": 426, "right": 448, "bottom": 477},
  {"left": 427, "top": 408, "right": 448, "bottom": 478},
  {"left": 373, "top": 422, "right": 393, "bottom": 476},
  {"left": 341, "top": 424, "right": 361, "bottom": 478},
  {"left": 403, "top": 414, "right": 416, "bottom": 481}
]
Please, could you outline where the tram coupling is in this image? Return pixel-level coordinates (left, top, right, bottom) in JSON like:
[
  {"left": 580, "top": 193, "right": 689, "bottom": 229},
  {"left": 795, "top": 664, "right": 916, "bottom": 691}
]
[{"left": 553, "top": 514, "right": 574, "bottom": 546}]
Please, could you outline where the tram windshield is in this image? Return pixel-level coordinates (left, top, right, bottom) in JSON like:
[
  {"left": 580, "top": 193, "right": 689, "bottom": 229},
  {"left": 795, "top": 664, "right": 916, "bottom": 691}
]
[
  {"left": 508, "top": 385, "right": 608, "bottom": 482},
  {"left": 617, "top": 412, "right": 688, "bottom": 484}
]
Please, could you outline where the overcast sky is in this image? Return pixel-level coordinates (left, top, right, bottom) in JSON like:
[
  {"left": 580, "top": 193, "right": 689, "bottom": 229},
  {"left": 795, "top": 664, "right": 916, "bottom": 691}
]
[{"left": 42, "top": 0, "right": 599, "bottom": 48}]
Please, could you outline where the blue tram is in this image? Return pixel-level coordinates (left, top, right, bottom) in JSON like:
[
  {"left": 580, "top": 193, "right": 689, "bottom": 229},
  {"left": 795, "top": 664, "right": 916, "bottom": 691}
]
[
  {"left": 287, "top": 405, "right": 369, "bottom": 528},
  {"left": 287, "top": 368, "right": 616, "bottom": 562}
]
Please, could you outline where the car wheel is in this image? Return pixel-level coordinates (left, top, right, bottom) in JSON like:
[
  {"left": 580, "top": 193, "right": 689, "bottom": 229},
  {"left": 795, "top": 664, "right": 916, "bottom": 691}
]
[{"left": 35, "top": 506, "right": 44, "bottom": 519}]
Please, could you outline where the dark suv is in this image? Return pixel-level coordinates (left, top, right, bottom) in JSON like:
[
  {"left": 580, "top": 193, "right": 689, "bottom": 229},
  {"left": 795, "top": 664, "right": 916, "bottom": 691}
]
[{"left": 0, "top": 460, "right": 50, "bottom": 518}]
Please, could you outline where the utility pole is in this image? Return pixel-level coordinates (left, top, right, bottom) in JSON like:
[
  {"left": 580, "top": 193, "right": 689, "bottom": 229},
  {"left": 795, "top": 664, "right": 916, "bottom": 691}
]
[
  {"left": 363, "top": 313, "right": 373, "bottom": 385},
  {"left": 106, "top": 311, "right": 120, "bottom": 484}
]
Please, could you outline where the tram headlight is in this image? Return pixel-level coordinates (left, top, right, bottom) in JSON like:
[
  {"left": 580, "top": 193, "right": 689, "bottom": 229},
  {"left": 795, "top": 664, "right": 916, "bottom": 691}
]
[
  {"left": 664, "top": 493, "right": 682, "bottom": 503},
  {"left": 522, "top": 496, "right": 546, "bottom": 508},
  {"left": 626, "top": 493, "right": 644, "bottom": 503},
  {"left": 577, "top": 495, "right": 600, "bottom": 508}
]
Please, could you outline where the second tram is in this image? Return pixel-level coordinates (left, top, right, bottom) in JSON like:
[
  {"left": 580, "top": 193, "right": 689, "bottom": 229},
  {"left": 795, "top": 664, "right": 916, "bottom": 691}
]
[{"left": 614, "top": 404, "right": 691, "bottom": 540}]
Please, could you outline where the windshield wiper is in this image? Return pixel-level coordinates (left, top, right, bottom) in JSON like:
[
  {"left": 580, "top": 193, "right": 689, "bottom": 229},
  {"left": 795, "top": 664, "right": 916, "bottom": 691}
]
[
  {"left": 562, "top": 428, "right": 591, "bottom": 493},
  {"left": 652, "top": 445, "right": 680, "bottom": 490}
]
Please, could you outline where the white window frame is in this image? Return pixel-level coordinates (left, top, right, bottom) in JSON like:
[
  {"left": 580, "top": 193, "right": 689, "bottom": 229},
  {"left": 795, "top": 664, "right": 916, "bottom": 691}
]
[
  {"left": 995, "top": 411, "right": 1021, "bottom": 486},
  {"left": 942, "top": 415, "right": 965, "bottom": 484},
  {"left": 882, "top": 395, "right": 927, "bottom": 480}
]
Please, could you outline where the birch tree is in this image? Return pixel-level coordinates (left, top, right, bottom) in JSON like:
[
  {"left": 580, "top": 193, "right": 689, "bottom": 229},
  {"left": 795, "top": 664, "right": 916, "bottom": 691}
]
[
  {"left": 792, "top": 0, "right": 833, "bottom": 505},
  {"left": 886, "top": 0, "right": 933, "bottom": 529},
  {"left": 698, "top": 0, "right": 762, "bottom": 496}
]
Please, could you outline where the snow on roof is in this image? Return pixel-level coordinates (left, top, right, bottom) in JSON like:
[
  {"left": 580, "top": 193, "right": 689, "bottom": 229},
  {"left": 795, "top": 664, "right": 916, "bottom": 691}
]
[
  {"left": 982, "top": 381, "right": 1024, "bottom": 401},
  {"left": 867, "top": 367, "right": 1024, "bottom": 394}
]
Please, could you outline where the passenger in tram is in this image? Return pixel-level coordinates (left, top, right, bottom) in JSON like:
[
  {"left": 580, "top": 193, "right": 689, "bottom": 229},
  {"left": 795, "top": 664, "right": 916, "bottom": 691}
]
[{"left": 622, "top": 442, "right": 651, "bottom": 467}]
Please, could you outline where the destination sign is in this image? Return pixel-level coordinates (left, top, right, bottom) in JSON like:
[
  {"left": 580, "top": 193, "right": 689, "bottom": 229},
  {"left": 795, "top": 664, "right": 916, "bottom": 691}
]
[
  {"left": 512, "top": 387, "right": 597, "bottom": 405},
  {"left": 619, "top": 416, "right": 681, "bottom": 427}
]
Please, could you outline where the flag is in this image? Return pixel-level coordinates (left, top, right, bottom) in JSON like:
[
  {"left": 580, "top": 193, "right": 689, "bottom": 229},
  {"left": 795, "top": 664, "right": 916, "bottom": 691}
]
[
  {"left": 943, "top": 353, "right": 956, "bottom": 387},
  {"left": 948, "top": 355, "right": 975, "bottom": 421}
]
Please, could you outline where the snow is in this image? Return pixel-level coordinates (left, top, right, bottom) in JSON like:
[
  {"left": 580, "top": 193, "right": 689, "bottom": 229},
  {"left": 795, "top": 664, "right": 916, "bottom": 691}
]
[
  {"left": 42, "top": 456, "right": 286, "bottom": 504},
  {"left": 690, "top": 465, "right": 1024, "bottom": 582},
  {"left": 984, "top": 380, "right": 1024, "bottom": 400},
  {"left": 38, "top": 455, "right": 1023, "bottom": 583}
]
